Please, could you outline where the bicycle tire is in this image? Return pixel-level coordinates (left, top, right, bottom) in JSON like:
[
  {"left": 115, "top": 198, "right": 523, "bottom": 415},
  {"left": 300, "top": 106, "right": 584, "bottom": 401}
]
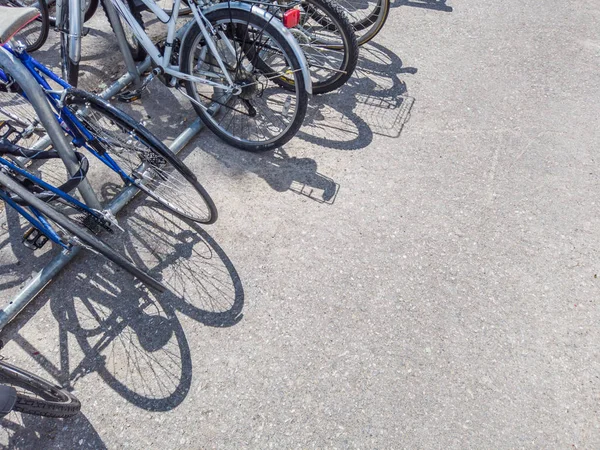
[
  {"left": 83, "top": 0, "right": 98, "bottom": 22},
  {"left": 288, "top": 0, "right": 359, "bottom": 94},
  {"left": 64, "top": 89, "right": 217, "bottom": 224},
  {"left": 0, "top": 170, "right": 167, "bottom": 292},
  {"left": 0, "top": 360, "right": 80, "bottom": 418},
  {"left": 0, "top": 0, "right": 50, "bottom": 52},
  {"left": 102, "top": 0, "right": 147, "bottom": 62},
  {"left": 180, "top": 8, "right": 309, "bottom": 152},
  {"left": 339, "top": 0, "right": 390, "bottom": 45}
]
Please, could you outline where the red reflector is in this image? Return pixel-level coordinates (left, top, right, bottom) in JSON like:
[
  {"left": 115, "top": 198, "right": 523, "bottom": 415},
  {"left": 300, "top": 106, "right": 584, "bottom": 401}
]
[{"left": 283, "top": 8, "right": 300, "bottom": 28}]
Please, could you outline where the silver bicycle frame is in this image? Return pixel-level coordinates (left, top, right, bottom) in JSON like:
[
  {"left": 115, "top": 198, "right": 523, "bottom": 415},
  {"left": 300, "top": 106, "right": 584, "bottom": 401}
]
[{"left": 108, "top": 0, "right": 313, "bottom": 94}]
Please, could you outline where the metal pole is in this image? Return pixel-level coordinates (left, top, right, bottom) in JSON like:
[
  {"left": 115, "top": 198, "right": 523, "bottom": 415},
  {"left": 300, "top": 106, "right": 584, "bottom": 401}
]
[
  {"left": 102, "top": 0, "right": 142, "bottom": 87},
  {"left": 67, "top": 0, "right": 82, "bottom": 86}
]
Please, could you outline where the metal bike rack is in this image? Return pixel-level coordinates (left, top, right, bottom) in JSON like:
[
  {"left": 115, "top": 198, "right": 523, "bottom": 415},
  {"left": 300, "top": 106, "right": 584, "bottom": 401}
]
[{"left": 0, "top": 3, "right": 206, "bottom": 329}]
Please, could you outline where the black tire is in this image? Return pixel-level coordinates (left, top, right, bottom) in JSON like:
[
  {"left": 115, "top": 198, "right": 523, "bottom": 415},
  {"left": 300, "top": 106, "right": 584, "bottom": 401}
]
[
  {"left": 64, "top": 89, "right": 217, "bottom": 224},
  {"left": 180, "top": 8, "right": 308, "bottom": 152},
  {"left": 102, "top": 0, "right": 147, "bottom": 61},
  {"left": 288, "top": 0, "right": 359, "bottom": 94},
  {"left": 338, "top": 0, "right": 390, "bottom": 45},
  {"left": 0, "top": 0, "right": 50, "bottom": 52},
  {"left": 0, "top": 360, "right": 80, "bottom": 418},
  {"left": 0, "top": 170, "right": 167, "bottom": 292},
  {"left": 83, "top": 0, "right": 98, "bottom": 22}
]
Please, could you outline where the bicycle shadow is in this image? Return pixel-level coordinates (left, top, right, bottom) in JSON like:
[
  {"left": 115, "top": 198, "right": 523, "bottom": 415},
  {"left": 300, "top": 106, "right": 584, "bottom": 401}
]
[
  {"left": 1, "top": 192, "right": 243, "bottom": 412},
  {"left": 203, "top": 143, "right": 340, "bottom": 204},
  {"left": 0, "top": 411, "right": 105, "bottom": 449},
  {"left": 393, "top": 0, "right": 453, "bottom": 12},
  {"left": 0, "top": 206, "right": 58, "bottom": 293},
  {"left": 297, "top": 41, "right": 416, "bottom": 150}
]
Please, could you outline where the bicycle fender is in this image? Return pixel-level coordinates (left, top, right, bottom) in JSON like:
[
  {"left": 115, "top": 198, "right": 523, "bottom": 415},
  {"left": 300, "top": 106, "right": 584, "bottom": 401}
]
[{"left": 195, "top": 1, "right": 313, "bottom": 95}]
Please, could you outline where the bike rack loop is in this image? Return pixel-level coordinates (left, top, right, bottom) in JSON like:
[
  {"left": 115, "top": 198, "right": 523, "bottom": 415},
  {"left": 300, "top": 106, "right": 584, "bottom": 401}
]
[{"left": 0, "top": 4, "right": 206, "bottom": 330}]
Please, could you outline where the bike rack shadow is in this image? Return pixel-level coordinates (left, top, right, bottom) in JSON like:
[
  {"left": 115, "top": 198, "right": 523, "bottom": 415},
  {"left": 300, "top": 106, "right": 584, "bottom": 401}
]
[
  {"left": 298, "top": 41, "right": 416, "bottom": 150},
  {"left": 203, "top": 144, "right": 340, "bottom": 204},
  {"left": 0, "top": 207, "right": 57, "bottom": 293},
  {"left": 0, "top": 411, "right": 105, "bottom": 449},
  {"left": 0, "top": 194, "right": 243, "bottom": 414},
  {"left": 393, "top": 0, "right": 453, "bottom": 12}
]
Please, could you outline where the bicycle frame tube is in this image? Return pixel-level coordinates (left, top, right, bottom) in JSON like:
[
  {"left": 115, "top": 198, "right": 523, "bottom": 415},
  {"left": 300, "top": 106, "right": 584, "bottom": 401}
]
[
  {"left": 108, "top": 0, "right": 236, "bottom": 90},
  {"left": 0, "top": 157, "right": 92, "bottom": 250},
  {"left": 0, "top": 188, "right": 67, "bottom": 248},
  {"left": 0, "top": 156, "right": 92, "bottom": 212},
  {"left": 0, "top": 48, "right": 139, "bottom": 183}
]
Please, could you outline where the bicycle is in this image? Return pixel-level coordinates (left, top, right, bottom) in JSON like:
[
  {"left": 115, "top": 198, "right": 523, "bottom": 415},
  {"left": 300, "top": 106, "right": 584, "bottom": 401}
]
[
  {"left": 0, "top": 355, "right": 80, "bottom": 418},
  {"left": 239, "top": 0, "right": 359, "bottom": 95},
  {"left": 0, "top": 0, "right": 49, "bottom": 51},
  {"left": 89, "top": 0, "right": 313, "bottom": 151},
  {"left": 338, "top": 0, "right": 391, "bottom": 45},
  {"left": 0, "top": 7, "right": 217, "bottom": 289}
]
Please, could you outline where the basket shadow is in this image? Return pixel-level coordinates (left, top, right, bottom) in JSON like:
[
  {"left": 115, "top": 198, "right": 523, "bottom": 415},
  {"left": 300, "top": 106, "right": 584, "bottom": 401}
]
[{"left": 297, "top": 41, "right": 416, "bottom": 150}]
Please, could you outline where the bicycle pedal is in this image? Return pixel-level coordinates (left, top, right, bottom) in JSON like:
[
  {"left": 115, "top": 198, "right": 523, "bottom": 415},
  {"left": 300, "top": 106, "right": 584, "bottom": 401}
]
[
  {"left": 117, "top": 90, "right": 143, "bottom": 103},
  {"left": 22, "top": 227, "right": 49, "bottom": 250}
]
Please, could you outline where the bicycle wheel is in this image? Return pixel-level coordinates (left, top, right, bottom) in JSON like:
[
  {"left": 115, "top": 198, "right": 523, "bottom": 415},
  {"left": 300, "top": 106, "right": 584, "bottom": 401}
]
[
  {"left": 0, "top": 0, "right": 50, "bottom": 52},
  {"left": 0, "top": 79, "right": 49, "bottom": 150},
  {"left": 0, "top": 360, "right": 80, "bottom": 418},
  {"left": 286, "top": 0, "right": 359, "bottom": 94},
  {"left": 337, "top": 0, "right": 390, "bottom": 45},
  {"left": 0, "top": 169, "right": 167, "bottom": 292},
  {"left": 180, "top": 8, "right": 309, "bottom": 152},
  {"left": 64, "top": 89, "right": 217, "bottom": 224}
]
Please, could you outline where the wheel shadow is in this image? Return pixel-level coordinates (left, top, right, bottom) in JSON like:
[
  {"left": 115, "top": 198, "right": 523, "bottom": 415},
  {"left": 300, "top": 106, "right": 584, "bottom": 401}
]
[
  {"left": 0, "top": 193, "right": 243, "bottom": 414},
  {"left": 0, "top": 412, "right": 105, "bottom": 449},
  {"left": 0, "top": 206, "right": 57, "bottom": 293}
]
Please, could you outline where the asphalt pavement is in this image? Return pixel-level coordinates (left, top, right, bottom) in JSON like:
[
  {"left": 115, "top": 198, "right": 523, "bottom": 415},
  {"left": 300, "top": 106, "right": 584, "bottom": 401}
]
[{"left": 1, "top": 0, "right": 599, "bottom": 447}]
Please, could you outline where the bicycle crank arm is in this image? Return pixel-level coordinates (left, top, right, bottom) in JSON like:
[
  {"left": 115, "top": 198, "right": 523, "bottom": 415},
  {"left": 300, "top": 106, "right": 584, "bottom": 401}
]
[{"left": 117, "top": 68, "right": 162, "bottom": 103}]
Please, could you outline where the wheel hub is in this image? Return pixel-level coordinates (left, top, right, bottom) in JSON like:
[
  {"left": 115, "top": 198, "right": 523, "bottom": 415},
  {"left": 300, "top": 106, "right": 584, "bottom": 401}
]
[{"left": 235, "top": 75, "right": 260, "bottom": 100}]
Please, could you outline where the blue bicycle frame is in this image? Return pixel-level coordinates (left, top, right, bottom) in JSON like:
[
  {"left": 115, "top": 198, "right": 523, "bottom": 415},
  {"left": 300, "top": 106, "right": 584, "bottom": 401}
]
[
  {"left": 0, "top": 155, "right": 101, "bottom": 250},
  {"left": 0, "top": 43, "right": 139, "bottom": 187}
]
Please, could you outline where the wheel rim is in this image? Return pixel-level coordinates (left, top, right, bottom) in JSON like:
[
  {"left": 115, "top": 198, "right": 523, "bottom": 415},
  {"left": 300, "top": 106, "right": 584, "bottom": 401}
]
[
  {"left": 186, "top": 17, "right": 303, "bottom": 147},
  {"left": 68, "top": 102, "right": 215, "bottom": 223},
  {"left": 294, "top": 1, "right": 350, "bottom": 87}
]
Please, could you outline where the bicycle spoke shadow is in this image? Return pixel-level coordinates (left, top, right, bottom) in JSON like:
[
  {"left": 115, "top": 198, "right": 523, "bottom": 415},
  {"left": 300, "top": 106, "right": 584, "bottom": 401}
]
[
  {"left": 115, "top": 191, "right": 245, "bottom": 328},
  {"left": 298, "top": 41, "right": 416, "bottom": 150},
  {"left": 0, "top": 410, "right": 105, "bottom": 449},
  {"left": 0, "top": 206, "right": 57, "bottom": 293},
  {"left": 1, "top": 191, "right": 243, "bottom": 414}
]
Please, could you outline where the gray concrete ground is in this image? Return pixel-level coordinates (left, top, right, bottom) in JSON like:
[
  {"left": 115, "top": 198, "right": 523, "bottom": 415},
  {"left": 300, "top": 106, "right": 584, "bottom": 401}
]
[{"left": 1, "top": 0, "right": 600, "bottom": 447}]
